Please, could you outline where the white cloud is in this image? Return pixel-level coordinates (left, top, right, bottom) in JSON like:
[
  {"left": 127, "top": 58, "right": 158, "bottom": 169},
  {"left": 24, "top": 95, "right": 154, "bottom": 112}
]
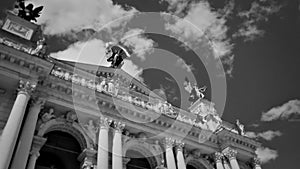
[
  {"left": 120, "top": 29, "right": 155, "bottom": 61},
  {"left": 29, "top": 0, "right": 137, "bottom": 35},
  {"left": 261, "top": 100, "right": 300, "bottom": 122},
  {"left": 164, "top": 1, "right": 234, "bottom": 75},
  {"left": 256, "top": 147, "right": 278, "bottom": 164},
  {"left": 175, "top": 58, "right": 193, "bottom": 72},
  {"left": 121, "top": 60, "right": 144, "bottom": 82},
  {"left": 234, "top": 0, "right": 283, "bottom": 41},
  {"left": 245, "top": 130, "right": 282, "bottom": 141}
]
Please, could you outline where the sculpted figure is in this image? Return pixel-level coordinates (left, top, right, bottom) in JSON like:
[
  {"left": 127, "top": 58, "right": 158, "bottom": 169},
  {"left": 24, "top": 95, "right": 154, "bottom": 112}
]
[
  {"left": 105, "top": 42, "right": 131, "bottom": 68},
  {"left": 184, "top": 77, "right": 206, "bottom": 104},
  {"left": 41, "top": 108, "right": 55, "bottom": 123}
]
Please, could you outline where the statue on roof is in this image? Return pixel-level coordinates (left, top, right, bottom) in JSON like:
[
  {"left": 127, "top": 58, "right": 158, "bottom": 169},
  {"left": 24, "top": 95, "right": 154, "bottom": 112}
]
[
  {"left": 14, "top": 0, "right": 43, "bottom": 22},
  {"left": 184, "top": 77, "right": 207, "bottom": 104},
  {"left": 236, "top": 119, "right": 245, "bottom": 135},
  {"left": 105, "top": 42, "right": 131, "bottom": 69}
]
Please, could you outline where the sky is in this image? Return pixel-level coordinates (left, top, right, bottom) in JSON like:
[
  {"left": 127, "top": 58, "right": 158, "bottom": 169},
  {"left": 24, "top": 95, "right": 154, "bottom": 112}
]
[{"left": 1, "top": 0, "right": 300, "bottom": 168}]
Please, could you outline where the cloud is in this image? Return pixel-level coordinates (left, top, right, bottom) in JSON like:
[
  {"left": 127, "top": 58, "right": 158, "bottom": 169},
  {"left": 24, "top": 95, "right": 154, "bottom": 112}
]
[
  {"left": 175, "top": 58, "right": 193, "bottom": 72},
  {"left": 29, "top": 0, "right": 137, "bottom": 35},
  {"left": 120, "top": 29, "right": 155, "bottom": 61},
  {"left": 261, "top": 100, "right": 300, "bottom": 122},
  {"left": 234, "top": 0, "right": 283, "bottom": 41},
  {"left": 245, "top": 130, "right": 282, "bottom": 141},
  {"left": 256, "top": 147, "right": 278, "bottom": 164},
  {"left": 121, "top": 59, "right": 144, "bottom": 82},
  {"left": 164, "top": 1, "right": 234, "bottom": 75}
]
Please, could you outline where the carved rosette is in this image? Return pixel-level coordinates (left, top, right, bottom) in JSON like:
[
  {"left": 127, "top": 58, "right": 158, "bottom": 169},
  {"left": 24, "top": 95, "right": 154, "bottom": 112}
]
[
  {"left": 99, "top": 116, "right": 112, "bottom": 129},
  {"left": 214, "top": 152, "right": 223, "bottom": 163},
  {"left": 18, "top": 80, "right": 36, "bottom": 95},
  {"left": 113, "top": 121, "right": 125, "bottom": 133},
  {"left": 252, "top": 157, "right": 261, "bottom": 167},
  {"left": 175, "top": 140, "right": 185, "bottom": 152},
  {"left": 164, "top": 137, "right": 175, "bottom": 149},
  {"left": 223, "top": 148, "right": 237, "bottom": 160}
]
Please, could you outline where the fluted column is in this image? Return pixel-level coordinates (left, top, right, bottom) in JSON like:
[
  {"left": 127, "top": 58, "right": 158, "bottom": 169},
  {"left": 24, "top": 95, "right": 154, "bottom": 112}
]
[
  {"left": 175, "top": 140, "right": 186, "bottom": 169},
  {"left": 252, "top": 157, "right": 262, "bottom": 169},
  {"left": 11, "top": 97, "right": 45, "bottom": 169},
  {"left": 97, "top": 116, "right": 111, "bottom": 169},
  {"left": 214, "top": 152, "right": 225, "bottom": 169},
  {"left": 26, "top": 136, "right": 47, "bottom": 169},
  {"left": 223, "top": 148, "right": 240, "bottom": 169},
  {"left": 223, "top": 160, "right": 231, "bottom": 169},
  {"left": 112, "top": 121, "right": 125, "bottom": 169},
  {"left": 0, "top": 80, "right": 36, "bottom": 169},
  {"left": 165, "top": 138, "right": 177, "bottom": 169}
]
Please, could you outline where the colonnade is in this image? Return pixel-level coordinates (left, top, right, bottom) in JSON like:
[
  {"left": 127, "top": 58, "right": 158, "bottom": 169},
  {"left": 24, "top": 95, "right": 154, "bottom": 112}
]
[{"left": 0, "top": 80, "right": 262, "bottom": 169}]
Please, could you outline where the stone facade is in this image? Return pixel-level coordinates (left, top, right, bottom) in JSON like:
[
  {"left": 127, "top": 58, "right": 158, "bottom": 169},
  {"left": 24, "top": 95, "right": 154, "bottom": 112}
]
[{"left": 0, "top": 11, "right": 262, "bottom": 169}]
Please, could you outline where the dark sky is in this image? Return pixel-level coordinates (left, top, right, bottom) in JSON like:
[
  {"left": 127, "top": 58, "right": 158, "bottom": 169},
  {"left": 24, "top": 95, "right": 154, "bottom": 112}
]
[{"left": 0, "top": 0, "right": 300, "bottom": 168}]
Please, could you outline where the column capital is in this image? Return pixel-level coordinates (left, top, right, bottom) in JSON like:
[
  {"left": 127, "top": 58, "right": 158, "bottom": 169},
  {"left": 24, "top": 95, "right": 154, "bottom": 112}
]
[
  {"left": 175, "top": 140, "right": 185, "bottom": 152},
  {"left": 222, "top": 147, "right": 237, "bottom": 160},
  {"left": 164, "top": 137, "right": 175, "bottom": 149},
  {"left": 252, "top": 157, "right": 261, "bottom": 167},
  {"left": 18, "top": 80, "right": 36, "bottom": 95},
  {"left": 214, "top": 152, "right": 223, "bottom": 163},
  {"left": 99, "top": 116, "right": 112, "bottom": 129},
  {"left": 113, "top": 121, "right": 125, "bottom": 133},
  {"left": 30, "top": 136, "right": 47, "bottom": 157}
]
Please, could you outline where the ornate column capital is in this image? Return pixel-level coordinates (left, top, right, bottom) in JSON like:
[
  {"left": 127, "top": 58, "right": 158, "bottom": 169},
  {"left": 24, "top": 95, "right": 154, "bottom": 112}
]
[
  {"left": 18, "top": 80, "right": 36, "bottom": 95},
  {"left": 30, "top": 136, "right": 47, "bottom": 157},
  {"left": 164, "top": 137, "right": 175, "bottom": 149},
  {"left": 214, "top": 152, "right": 223, "bottom": 163},
  {"left": 99, "top": 116, "right": 112, "bottom": 129},
  {"left": 175, "top": 140, "right": 185, "bottom": 152},
  {"left": 252, "top": 157, "right": 261, "bottom": 167},
  {"left": 113, "top": 121, "right": 125, "bottom": 133},
  {"left": 222, "top": 147, "right": 237, "bottom": 160}
]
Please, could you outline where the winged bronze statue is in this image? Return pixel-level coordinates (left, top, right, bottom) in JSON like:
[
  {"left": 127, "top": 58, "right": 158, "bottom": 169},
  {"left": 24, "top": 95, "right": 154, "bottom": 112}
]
[
  {"left": 14, "top": 0, "right": 43, "bottom": 22},
  {"left": 105, "top": 42, "right": 131, "bottom": 69},
  {"left": 184, "top": 77, "right": 207, "bottom": 104}
]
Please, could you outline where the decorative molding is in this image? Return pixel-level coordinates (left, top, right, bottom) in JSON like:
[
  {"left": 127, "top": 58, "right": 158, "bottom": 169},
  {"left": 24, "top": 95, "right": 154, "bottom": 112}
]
[
  {"left": 164, "top": 137, "right": 175, "bottom": 149},
  {"left": 175, "top": 140, "right": 185, "bottom": 152},
  {"left": 113, "top": 121, "right": 125, "bottom": 133},
  {"left": 30, "top": 136, "right": 47, "bottom": 157}
]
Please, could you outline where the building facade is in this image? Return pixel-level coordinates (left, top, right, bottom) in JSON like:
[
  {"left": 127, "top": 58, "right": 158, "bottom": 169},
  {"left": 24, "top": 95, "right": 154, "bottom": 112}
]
[{"left": 0, "top": 11, "right": 262, "bottom": 169}]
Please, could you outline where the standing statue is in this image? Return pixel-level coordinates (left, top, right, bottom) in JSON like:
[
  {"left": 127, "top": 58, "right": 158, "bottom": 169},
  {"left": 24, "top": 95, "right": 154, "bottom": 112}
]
[
  {"left": 105, "top": 42, "right": 131, "bottom": 68},
  {"left": 14, "top": 0, "right": 43, "bottom": 22},
  {"left": 184, "top": 77, "right": 207, "bottom": 104},
  {"left": 236, "top": 119, "right": 245, "bottom": 135}
]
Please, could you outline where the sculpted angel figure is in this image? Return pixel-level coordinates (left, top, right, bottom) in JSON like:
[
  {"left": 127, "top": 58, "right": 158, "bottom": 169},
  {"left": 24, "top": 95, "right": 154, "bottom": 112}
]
[
  {"left": 184, "top": 77, "right": 206, "bottom": 104},
  {"left": 105, "top": 42, "right": 131, "bottom": 69}
]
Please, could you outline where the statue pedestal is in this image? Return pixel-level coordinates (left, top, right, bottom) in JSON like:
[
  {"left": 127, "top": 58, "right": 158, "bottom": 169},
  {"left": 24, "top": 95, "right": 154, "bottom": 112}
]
[{"left": 188, "top": 98, "right": 215, "bottom": 116}]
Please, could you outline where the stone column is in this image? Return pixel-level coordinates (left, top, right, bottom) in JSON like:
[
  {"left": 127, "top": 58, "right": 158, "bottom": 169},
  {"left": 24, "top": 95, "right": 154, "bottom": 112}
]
[
  {"left": 223, "top": 160, "right": 231, "bottom": 169},
  {"left": 26, "top": 136, "right": 47, "bottom": 169},
  {"left": 97, "top": 116, "right": 111, "bottom": 169},
  {"left": 175, "top": 140, "right": 186, "bottom": 169},
  {"left": 0, "top": 80, "right": 36, "bottom": 169},
  {"left": 112, "top": 121, "right": 125, "bottom": 169},
  {"left": 78, "top": 148, "right": 97, "bottom": 169},
  {"left": 165, "top": 137, "right": 177, "bottom": 169},
  {"left": 214, "top": 152, "right": 225, "bottom": 169},
  {"left": 223, "top": 148, "right": 240, "bottom": 169},
  {"left": 252, "top": 157, "right": 262, "bottom": 169},
  {"left": 11, "top": 97, "right": 46, "bottom": 169}
]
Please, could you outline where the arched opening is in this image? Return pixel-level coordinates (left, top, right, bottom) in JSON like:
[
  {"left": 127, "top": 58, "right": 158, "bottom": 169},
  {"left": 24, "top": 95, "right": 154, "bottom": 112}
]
[
  {"left": 126, "top": 150, "right": 152, "bottom": 169},
  {"left": 36, "top": 131, "right": 81, "bottom": 169},
  {"left": 187, "top": 164, "right": 198, "bottom": 169}
]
